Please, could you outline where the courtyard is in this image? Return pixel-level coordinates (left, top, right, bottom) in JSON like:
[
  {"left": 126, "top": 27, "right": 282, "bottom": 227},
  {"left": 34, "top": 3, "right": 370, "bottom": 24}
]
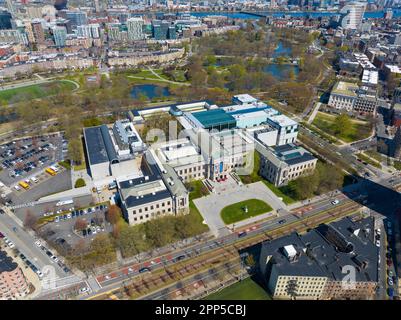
[{"left": 193, "top": 177, "right": 288, "bottom": 237}]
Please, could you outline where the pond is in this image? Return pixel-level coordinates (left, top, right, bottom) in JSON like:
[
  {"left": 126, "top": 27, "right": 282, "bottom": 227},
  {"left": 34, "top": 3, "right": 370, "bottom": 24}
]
[
  {"left": 130, "top": 84, "right": 171, "bottom": 100},
  {"left": 264, "top": 64, "right": 299, "bottom": 81},
  {"left": 273, "top": 41, "right": 292, "bottom": 58}
]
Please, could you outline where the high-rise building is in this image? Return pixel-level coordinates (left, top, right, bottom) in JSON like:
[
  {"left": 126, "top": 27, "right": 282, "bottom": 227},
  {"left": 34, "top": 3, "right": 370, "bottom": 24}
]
[
  {"left": 5, "top": 0, "right": 15, "bottom": 15},
  {"left": 127, "top": 17, "right": 144, "bottom": 41},
  {"left": 0, "top": 10, "right": 12, "bottom": 30},
  {"left": 53, "top": 25, "right": 67, "bottom": 47},
  {"left": 31, "top": 20, "right": 45, "bottom": 44},
  {"left": 90, "top": 24, "right": 100, "bottom": 39},
  {"left": 76, "top": 25, "right": 91, "bottom": 38},
  {"left": 339, "top": 2, "right": 366, "bottom": 30},
  {"left": 152, "top": 20, "right": 170, "bottom": 40},
  {"left": 66, "top": 11, "right": 88, "bottom": 28},
  {"left": 54, "top": 0, "right": 68, "bottom": 11},
  {"left": 384, "top": 8, "right": 393, "bottom": 20},
  {"left": 94, "top": 0, "right": 100, "bottom": 12},
  {"left": 168, "top": 26, "right": 176, "bottom": 39}
]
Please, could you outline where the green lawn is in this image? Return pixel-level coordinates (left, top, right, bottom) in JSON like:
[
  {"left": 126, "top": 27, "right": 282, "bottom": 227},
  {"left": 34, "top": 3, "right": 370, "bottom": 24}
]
[
  {"left": 188, "top": 180, "right": 209, "bottom": 201},
  {"left": 364, "top": 149, "right": 384, "bottom": 163},
  {"left": 0, "top": 80, "right": 76, "bottom": 104},
  {"left": 357, "top": 152, "right": 382, "bottom": 169},
  {"left": 262, "top": 180, "right": 297, "bottom": 205},
  {"left": 393, "top": 161, "right": 401, "bottom": 171},
  {"left": 205, "top": 277, "right": 271, "bottom": 300},
  {"left": 189, "top": 200, "right": 209, "bottom": 233},
  {"left": 312, "top": 112, "right": 371, "bottom": 143},
  {"left": 220, "top": 199, "right": 272, "bottom": 224}
]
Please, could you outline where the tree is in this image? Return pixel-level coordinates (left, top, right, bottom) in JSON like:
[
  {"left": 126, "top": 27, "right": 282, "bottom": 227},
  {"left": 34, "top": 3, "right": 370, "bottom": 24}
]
[
  {"left": 333, "top": 114, "right": 352, "bottom": 136},
  {"left": 106, "top": 205, "right": 122, "bottom": 225},
  {"left": 245, "top": 254, "right": 256, "bottom": 267},
  {"left": 74, "top": 218, "right": 88, "bottom": 231},
  {"left": 68, "top": 138, "right": 83, "bottom": 165},
  {"left": 24, "top": 210, "right": 37, "bottom": 230},
  {"left": 74, "top": 178, "right": 86, "bottom": 188},
  {"left": 291, "top": 173, "right": 319, "bottom": 200}
]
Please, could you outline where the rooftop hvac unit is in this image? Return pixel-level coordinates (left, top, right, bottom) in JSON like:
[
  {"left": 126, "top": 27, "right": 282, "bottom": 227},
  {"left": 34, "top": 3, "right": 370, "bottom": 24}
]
[{"left": 144, "top": 176, "right": 149, "bottom": 181}]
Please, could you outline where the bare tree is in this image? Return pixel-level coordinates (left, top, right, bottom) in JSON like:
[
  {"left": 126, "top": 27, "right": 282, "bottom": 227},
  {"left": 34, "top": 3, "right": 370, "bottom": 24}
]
[{"left": 24, "top": 210, "right": 38, "bottom": 230}]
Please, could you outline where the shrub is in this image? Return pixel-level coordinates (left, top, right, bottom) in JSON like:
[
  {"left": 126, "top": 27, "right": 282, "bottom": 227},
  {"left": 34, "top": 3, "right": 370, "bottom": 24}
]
[{"left": 74, "top": 178, "right": 86, "bottom": 188}]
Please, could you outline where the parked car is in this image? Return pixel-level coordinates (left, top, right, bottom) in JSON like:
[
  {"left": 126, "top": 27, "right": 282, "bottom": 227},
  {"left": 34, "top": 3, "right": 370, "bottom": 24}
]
[
  {"left": 331, "top": 199, "right": 340, "bottom": 205},
  {"left": 138, "top": 267, "right": 151, "bottom": 273}
]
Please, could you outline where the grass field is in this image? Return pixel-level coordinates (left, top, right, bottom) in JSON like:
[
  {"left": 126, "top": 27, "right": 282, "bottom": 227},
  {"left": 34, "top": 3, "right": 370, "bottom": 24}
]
[
  {"left": 0, "top": 80, "right": 76, "bottom": 104},
  {"left": 312, "top": 112, "right": 372, "bottom": 143},
  {"left": 357, "top": 152, "right": 382, "bottom": 169},
  {"left": 204, "top": 277, "right": 271, "bottom": 300},
  {"left": 262, "top": 180, "right": 297, "bottom": 205},
  {"left": 220, "top": 199, "right": 272, "bottom": 224}
]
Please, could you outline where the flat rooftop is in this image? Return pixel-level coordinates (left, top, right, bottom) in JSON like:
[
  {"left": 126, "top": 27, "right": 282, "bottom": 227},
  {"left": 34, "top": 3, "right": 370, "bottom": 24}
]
[
  {"left": 84, "top": 125, "right": 118, "bottom": 165},
  {"left": 191, "top": 109, "right": 236, "bottom": 129},
  {"left": 272, "top": 144, "right": 315, "bottom": 166},
  {"left": 119, "top": 175, "right": 172, "bottom": 208},
  {"left": 332, "top": 81, "right": 358, "bottom": 97},
  {"left": 267, "top": 114, "right": 298, "bottom": 127},
  {"left": 0, "top": 250, "right": 17, "bottom": 273},
  {"left": 260, "top": 216, "right": 378, "bottom": 283},
  {"left": 233, "top": 93, "right": 258, "bottom": 104}
]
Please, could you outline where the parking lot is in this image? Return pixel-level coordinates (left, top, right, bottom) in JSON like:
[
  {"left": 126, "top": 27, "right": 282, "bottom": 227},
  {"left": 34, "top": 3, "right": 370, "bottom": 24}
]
[
  {"left": 9, "top": 169, "right": 72, "bottom": 206},
  {"left": 0, "top": 133, "right": 67, "bottom": 187},
  {"left": 39, "top": 204, "right": 113, "bottom": 248}
]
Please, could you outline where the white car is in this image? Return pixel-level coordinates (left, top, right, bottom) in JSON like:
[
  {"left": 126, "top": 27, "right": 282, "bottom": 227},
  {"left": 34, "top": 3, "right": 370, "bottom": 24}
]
[
  {"left": 31, "top": 176, "right": 38, "bottom": 183},
  {"left": 51, "top": 255, "right": 59, "bottom": 263},
  {"left": 388, "top": 278, "right": 394, "bottom": 286},
  {"left": 128, "top": 267, "right": 134, "bottom": 273},
  {"left": 375, "top": 240, "right": 380, "bottom": 247},
  {"left": 36, "top": 270, "right": 44, "bottom": 279},
  {"left": 79, "top": 287, "right": 89, "bottom": 294},
  {"left": 376, "top": 228, "right": 381, "bottom": 235},
  {"left": 35, "top": 240, "right": 41, "bottom": 247},
  {"left": 66, "top": 213, "right": 71, "bottom": 219},
  {"left": 8, "top": 241, "right": 15, "bottom": 248},
  {"left": 91, "top": 227, "right": 97, "bottom": 235},
  {"left": 14, "top": 185, "right": 21, "bottom": 191},
  {"left": 331, "top": 199, "right": 340, "bottom": 205}
]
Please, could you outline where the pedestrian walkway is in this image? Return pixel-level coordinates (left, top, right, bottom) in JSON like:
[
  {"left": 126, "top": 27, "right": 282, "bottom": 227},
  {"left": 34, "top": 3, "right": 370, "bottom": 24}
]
[
  {"left": 307, "top": 102, "right": 321, "bottom": 124},
  {"left": 194, "top": 180, "right": 288, "bottom": 237}
]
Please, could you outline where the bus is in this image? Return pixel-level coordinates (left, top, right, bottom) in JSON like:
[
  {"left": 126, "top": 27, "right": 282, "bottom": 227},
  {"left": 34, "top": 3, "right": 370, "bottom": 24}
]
[
  {"left": 19, "top": 181, "right": 29, "bottom": 190},
  {"left": 45, "top": 168, "right": 56, "bottom": 176}
]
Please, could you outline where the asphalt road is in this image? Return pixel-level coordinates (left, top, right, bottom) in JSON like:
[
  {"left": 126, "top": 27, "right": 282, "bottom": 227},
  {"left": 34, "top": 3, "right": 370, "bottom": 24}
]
[
  {"left": 83, "top": 192, "right": 353, "bottom": 300},
  {"left": 0, "top": 209, "right": 65, "bottom": 277},
  {"left": 84, "top": 173, "right": 401, "bottom": 300}
]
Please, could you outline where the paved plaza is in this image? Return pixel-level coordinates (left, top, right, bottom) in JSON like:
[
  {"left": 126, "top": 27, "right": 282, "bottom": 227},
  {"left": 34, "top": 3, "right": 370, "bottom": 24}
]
[{"left": 194, "top": 177, "right": 288, "bottom": 237}]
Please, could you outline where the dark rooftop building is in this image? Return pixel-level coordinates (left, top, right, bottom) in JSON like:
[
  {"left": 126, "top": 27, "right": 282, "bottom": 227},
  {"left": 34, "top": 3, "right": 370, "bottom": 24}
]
[{"left": 259, "top": 216, "right": 378, "bottom": 300}]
